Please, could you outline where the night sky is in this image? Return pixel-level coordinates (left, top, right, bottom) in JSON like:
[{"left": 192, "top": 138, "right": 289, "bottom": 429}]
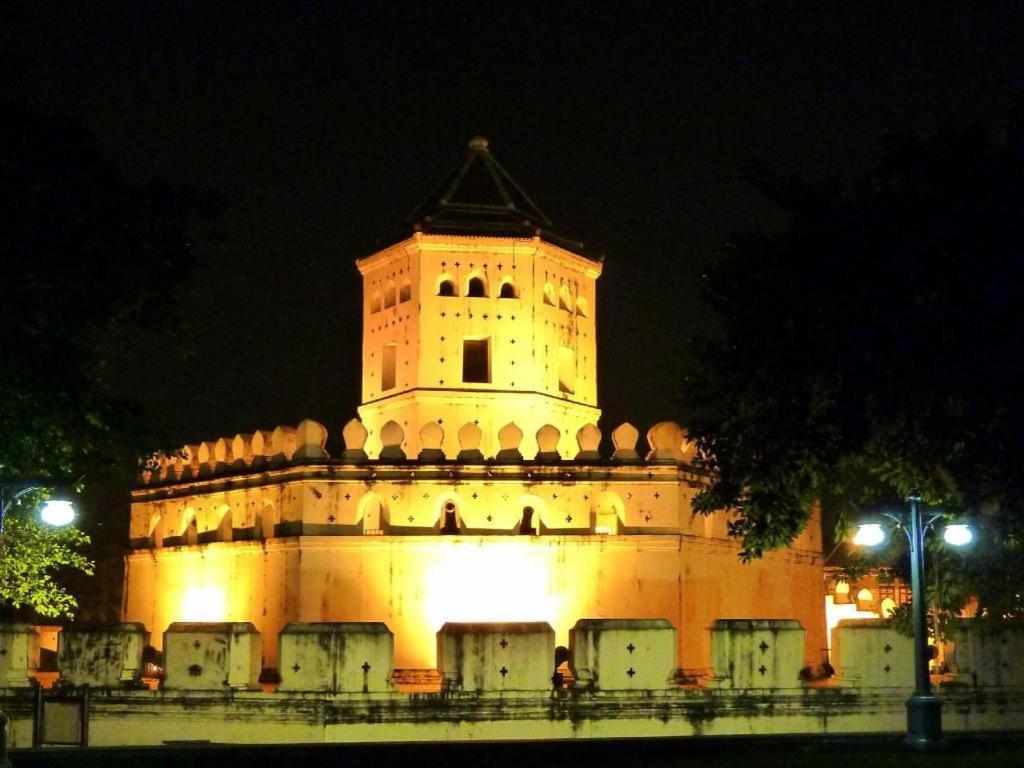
[{"left": 5, "top": 3, "right": 1023, "bottom": 449}]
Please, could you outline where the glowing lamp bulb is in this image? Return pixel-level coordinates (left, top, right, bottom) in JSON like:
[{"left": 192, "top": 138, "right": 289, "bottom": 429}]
[
  {"left": 39, "top": 499, "right": 76, "bottom": 527},
  {"left": 944, "top": 524, "right": 973, "bottom": 547},
  {"left": 853, "top": 523, "right": 886, "bottom": 547}
]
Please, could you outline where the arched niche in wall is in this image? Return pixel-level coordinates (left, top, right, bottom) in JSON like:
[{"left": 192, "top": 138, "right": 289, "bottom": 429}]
[
  {"left": 592, "top": 492, "right": 625, "bottom": 535},
  {"left": 357, "top": 492, "right": 388, "bottom": 535},
  {"left": 855, "top": 588, "right": 874, "bottom": 612},
  {"left": 466, "top": 272, "right": 488, "bottom": 298},
  {"left": 399, "top": 279, "right": 412, "bottom": 303},
  {"left": 384, "top": 280, "right": 397, "bottom": 309},
  {"left": 257, "top": 499, "right": 278, "bottom": 540},
  {"left": 543, "top": 283, "right": 556, "bottom": 307},
  {"left": 437, "top": 274, "right": 456, "bottom": 297},
  {"left": 148, "top": 513, "right": 164, "bottom": 549},
  {"left": 880, "top": 597, "right": 897, "bottom": 618},
  {"left": 575, "top": 296, "right": 589, "bottom": 317},
  {"left": 182, "top": 508, "right": 199, "bottom": 545},
  {"left": 370, "top": 292, "right": 382, "bottom": 313},
  {"left": 558, "top": 285, "right": 572, "bottom": 312},
  {"left": 212, "top": 504, "right": 232, "bottom": 543},
  {"left": 498, "top": 277, "right": 518, "bottom": 299}
]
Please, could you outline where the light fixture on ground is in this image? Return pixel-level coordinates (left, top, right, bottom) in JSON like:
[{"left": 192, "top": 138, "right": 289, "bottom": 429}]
[{"left": 853, "top": 492, "right": 973, "bottom": 749}]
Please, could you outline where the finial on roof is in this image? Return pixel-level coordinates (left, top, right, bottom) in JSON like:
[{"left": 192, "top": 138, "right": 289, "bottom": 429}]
[{"left": 468, "top": 136, "right": 490, "bottom": 150}]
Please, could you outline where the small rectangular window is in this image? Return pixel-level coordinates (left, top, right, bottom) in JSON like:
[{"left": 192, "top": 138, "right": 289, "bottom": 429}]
[
  {"left": 381, "top": 343, "right": 397, "bottom": 390},
  {"left": 559, "top": 346, "right": 575, "bottom": 394},
  {"left": 463, "top": 338, "right": 490, "bottom": 383}
]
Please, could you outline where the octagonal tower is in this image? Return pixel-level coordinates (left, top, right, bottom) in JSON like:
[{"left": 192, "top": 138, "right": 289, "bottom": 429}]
[{"left": 357, "top": 137, "right": 601, "bottom": 458}]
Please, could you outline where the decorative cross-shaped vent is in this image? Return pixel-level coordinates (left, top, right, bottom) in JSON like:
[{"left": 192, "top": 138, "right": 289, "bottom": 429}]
[
  {"left": 759, "top": 641, "right": 770, "bottom": 652},
  {"left": 884, "top": 643, "right": 893, "bottom": 653},
  {"left": 626, "top": 643, "right": 636, "bottom": 654},
  {"left": 627, "top": 668, "right": 636, "bottom": 678},
  {"left": 499, "top": 666, "right": 509, "bottom": 677},
  {"left": 758, "top": 665, "right": 768, "bottom": 676},
  {"left": 362, "top": 661, "right": 371, "bottom": 673},
  {"left": 499, "top": 638, "right": 509, "bottom": 649},
  {"left": 292, "top": 662, "right": 301, "bottom": 673},
  {"left": 884, "top": 665, "right": 891, "bottom": 673}
]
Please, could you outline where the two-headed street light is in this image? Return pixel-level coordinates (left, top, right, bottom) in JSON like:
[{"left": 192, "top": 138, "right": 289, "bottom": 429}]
[{"left": 853, "top": 491, "right": 973, "bottom": 748}]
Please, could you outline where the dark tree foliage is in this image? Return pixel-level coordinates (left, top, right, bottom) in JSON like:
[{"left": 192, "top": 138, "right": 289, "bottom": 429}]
[
  {"left": 0, "top": 103, "right": 210, "bottom": 616},
  {"left": 681, "top": 117, "right": 1024, "bottom": 620}
]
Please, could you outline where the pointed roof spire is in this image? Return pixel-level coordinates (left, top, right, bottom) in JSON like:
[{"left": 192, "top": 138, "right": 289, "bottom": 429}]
[{"left": 399, "top": 137, "right": 585, "bottom": 253}]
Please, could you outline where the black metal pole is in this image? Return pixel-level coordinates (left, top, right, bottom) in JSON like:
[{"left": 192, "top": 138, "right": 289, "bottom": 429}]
[{"left": 904, "top": 490, "right": 942, "bottom": 747}]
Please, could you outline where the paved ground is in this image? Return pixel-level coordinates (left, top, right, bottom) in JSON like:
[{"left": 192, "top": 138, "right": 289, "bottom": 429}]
[{"left": 8, "top": 733, "right": 1024, "bottom": 768}]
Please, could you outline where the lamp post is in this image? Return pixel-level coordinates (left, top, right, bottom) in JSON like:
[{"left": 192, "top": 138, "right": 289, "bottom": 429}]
[
  {"left": 853, "top": 490, "right": 973, "bottom": 749},
  {"left": 0, "top": 478, "right": 79, "bottom": 767}
]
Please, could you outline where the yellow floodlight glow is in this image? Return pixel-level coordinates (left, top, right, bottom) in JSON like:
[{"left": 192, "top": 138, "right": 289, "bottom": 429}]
[
  {"left": 422, "top": 542, "right": 559, "bottom": 632},
  {"left": 853, "top": 523, "right": 886, "bottom": 547},
  {"left": 181, "top": 586, "right": 226, "bottom": 622},
  {"left": 943, "top": 524, "right": 973, "bottom": 547}
]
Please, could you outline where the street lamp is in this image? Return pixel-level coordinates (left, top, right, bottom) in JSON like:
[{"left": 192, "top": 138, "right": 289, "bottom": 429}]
[
  {"left": 853, "top": 491, "right": 973, "bottom": 749},
  {"left": 0, "top": 478, "right": 80, "bottom": 767},
  {"left": 0, "top": 479, "right": 79, "bottom": 533}
]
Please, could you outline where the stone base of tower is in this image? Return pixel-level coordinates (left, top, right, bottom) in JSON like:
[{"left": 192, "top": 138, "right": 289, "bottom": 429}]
[{"left": 358, "top": 390, "right": 601, "bottom": 459}]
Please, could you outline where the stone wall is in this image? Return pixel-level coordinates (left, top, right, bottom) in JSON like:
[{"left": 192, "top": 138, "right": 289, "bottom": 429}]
[{"left": 3, "top": 620, "right": 1024, "bottom": 748}]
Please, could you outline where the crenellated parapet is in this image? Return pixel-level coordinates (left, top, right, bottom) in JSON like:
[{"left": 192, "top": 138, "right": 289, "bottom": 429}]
[
  {"left": 138, "top": 418, "right": 700, "bottom": 486},
  {"left": 128, "top": 417, "right": 728, "bottom": 552}
]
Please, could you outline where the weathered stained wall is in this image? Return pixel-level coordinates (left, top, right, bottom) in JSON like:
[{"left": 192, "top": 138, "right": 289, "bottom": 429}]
[{"left": 124, "top": 532, "right": 824, "bottom": 672}]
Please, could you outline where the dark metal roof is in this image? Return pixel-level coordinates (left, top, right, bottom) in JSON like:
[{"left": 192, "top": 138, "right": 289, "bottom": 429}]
[{"left": 394, "top": 137, "right": 588, "bottom": 255}]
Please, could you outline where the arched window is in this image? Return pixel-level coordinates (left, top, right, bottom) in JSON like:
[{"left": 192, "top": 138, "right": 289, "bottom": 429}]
[
  {"left": 880, "top": 597, "right": 897, "bottom": 618},
  {"left": 384, "top": 281, "right": 397, "bottom": 309},
  {"left": 499, "top": 280, "right": 517, "bottom": 299},
  {"left": 399, "top": 280, "right": 412, "bottom": 303},
  {"left": 467, "top": 275, "right": 487, "bottom": 298},
  {"left": 370, "top": 293, "right": 381, "bottom": 313},
  {"left": 543, "top": 283, "right": 556, "bottom": 307},
  {"left": 855, "top": 588, "right": 874, "bottom": 611},
  {"left": 559, "top": 285, "right": 572, "bottom": 311},
  {"left": 575, "top": 296, "right": 589, "bottom": 317},
  {"left": 438, "top": 278, "right": 456, "bottom": 297}
]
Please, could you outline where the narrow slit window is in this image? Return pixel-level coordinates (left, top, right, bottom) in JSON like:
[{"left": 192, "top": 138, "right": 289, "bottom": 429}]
[
  {"left": 463, "top": 338, "right": 490, "bottom": 383},
  {"left": 381, "top": 343, "right": 397, "bottom": 391}
]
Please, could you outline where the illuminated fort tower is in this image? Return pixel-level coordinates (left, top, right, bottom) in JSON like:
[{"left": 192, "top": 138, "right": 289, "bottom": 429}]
[
  {"left": 124, "top": 138, "right": 826, "bottom": 677},
  {"left": 357, "top": 137, "right": 601, "bottom": 458}
]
